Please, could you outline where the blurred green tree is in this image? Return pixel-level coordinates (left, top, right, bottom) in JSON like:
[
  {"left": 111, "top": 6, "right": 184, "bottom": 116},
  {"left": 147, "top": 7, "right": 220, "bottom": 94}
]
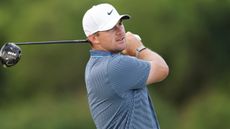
[{"left": 0, "top": 0, "right": 229, "bottom": 129}]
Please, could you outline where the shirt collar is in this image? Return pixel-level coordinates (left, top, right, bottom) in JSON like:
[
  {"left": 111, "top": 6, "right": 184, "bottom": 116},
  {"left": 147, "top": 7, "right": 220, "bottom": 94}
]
[{"left": 90, "top": 50, "right": 117, "bottom": 57}]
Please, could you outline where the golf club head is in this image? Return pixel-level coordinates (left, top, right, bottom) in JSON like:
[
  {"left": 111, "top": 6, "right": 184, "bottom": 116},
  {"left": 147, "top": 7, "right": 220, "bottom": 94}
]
[{"left": 0, "top": 43, "right": 21, "bottom": 68}]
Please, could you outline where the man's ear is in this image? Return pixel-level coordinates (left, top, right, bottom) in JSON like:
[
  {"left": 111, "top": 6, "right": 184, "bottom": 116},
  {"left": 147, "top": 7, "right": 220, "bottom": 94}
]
[{"left": 88, "top": 34, "right": 99, "bottom": 45}]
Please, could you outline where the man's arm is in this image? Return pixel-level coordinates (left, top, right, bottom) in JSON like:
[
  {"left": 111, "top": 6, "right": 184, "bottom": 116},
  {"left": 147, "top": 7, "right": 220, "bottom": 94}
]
[{"left": 122, "top": 32, "right": 169, "bottom": 85}]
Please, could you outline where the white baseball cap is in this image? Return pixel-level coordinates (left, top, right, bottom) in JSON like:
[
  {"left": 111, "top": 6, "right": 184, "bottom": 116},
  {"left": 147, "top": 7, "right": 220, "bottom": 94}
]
[{"left": 82, "top": 3, "right": 130, "bottom": 37}]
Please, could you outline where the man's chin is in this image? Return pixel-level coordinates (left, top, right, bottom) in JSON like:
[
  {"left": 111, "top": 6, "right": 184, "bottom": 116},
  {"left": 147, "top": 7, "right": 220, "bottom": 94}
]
[{"left": 111, "top": 48, "right": 125, "bottom": 53}]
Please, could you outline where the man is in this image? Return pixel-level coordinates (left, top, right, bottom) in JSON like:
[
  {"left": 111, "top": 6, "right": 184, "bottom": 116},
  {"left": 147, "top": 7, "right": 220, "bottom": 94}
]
[{"left": 82, "top": 3, "right": 169, "bottom": 129}]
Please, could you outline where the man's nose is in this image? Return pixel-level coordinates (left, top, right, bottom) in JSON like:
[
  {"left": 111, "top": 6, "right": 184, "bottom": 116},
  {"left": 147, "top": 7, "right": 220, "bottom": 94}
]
[{"left": 115, "top": 25, "right": 124, "bottom": 34}]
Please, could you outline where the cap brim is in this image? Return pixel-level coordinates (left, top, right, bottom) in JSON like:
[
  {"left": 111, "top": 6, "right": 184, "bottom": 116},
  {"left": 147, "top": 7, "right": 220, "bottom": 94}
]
[{"left": 121, "top": 14, "right": 131, "bottom": 20}]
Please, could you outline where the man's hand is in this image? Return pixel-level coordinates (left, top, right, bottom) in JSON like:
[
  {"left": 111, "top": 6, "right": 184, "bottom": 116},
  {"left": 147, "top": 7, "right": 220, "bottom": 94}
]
[{"left": 122, "top": 32, "right": 144, "bottom": 56}]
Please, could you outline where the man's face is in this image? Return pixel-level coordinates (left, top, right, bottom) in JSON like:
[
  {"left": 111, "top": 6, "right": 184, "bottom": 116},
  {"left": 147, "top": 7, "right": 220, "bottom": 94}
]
[{"left": 92, "top": 20, "right": 126, "bottom": 53}]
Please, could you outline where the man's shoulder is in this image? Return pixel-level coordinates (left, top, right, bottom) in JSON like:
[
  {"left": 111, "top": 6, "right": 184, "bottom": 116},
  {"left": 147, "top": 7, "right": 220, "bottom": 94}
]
[
  {"left": 108, "top": 54, "right": 146, "bottom": 73},
  {"left": 110, "top": 54, "right": 137, "bottom": 64}
]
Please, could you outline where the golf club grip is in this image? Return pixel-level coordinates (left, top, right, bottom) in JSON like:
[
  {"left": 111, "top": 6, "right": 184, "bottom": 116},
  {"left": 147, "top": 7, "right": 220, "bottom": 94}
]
[{"left": 15, "top": 40, "right": 89, "bottom": 45}]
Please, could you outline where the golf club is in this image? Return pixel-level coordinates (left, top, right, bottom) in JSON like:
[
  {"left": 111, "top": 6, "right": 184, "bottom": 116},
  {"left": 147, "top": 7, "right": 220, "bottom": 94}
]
[
  {"left": 0, "top": 34, "right": 140, "bottom": 68},
  {"left": 15, "top": 39, "right": 88, "bottom": 45},
  {"left": 0, "top": 39, "right": 89, "bottom": 68}
]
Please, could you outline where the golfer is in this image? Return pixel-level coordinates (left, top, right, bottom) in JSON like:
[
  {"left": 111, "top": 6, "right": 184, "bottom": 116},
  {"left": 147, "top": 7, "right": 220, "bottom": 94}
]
[{"left": 83, "top": 3, "right": 169, "bottom": 129}]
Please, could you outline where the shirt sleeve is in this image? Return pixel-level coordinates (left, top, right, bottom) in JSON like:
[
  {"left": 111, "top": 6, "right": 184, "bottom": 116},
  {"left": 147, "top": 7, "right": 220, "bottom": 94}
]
[{"left": 107, "top": 55, "right": 150, "bottom": 94}]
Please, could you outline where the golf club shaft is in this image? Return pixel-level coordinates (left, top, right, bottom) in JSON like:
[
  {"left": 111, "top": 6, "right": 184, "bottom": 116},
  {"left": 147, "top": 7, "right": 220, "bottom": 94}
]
[{"left": 15, "top": 39, "right": 88, "bottom": 45}]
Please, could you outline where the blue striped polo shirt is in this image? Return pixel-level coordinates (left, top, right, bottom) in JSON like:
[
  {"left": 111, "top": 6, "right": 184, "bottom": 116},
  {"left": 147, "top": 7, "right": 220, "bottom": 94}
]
[{"left": 85, "top": 50, "right": 160, "bottom": 129}]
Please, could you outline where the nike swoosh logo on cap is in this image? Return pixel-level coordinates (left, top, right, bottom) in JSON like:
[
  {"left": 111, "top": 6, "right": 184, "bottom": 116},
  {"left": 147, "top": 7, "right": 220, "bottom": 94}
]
[{"left": 107, "top": 9, "right": 113, "bottom": 15}]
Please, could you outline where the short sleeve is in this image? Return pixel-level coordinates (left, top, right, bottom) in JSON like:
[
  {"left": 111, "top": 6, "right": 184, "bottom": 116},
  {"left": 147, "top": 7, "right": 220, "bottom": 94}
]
[{"left": 108, "top": 55, "right": 150, "bottom": 94}]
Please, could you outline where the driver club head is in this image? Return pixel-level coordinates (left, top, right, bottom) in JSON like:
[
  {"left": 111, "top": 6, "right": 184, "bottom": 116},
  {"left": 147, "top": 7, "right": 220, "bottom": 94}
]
[{"left": 0, "top": 43, "right": 22, "bottom": 68}]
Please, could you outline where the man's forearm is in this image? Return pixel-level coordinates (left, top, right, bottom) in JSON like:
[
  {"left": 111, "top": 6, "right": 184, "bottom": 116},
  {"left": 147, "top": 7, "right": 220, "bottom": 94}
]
[
  {"left": 137, "top": 48, "right": 169, "bottom": 84},
  {"left": 124, "top": 32, "right": 169, "bottom": 84},
  {"left": 137, "top": 48, "right": 166, "bottom": 63}
]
